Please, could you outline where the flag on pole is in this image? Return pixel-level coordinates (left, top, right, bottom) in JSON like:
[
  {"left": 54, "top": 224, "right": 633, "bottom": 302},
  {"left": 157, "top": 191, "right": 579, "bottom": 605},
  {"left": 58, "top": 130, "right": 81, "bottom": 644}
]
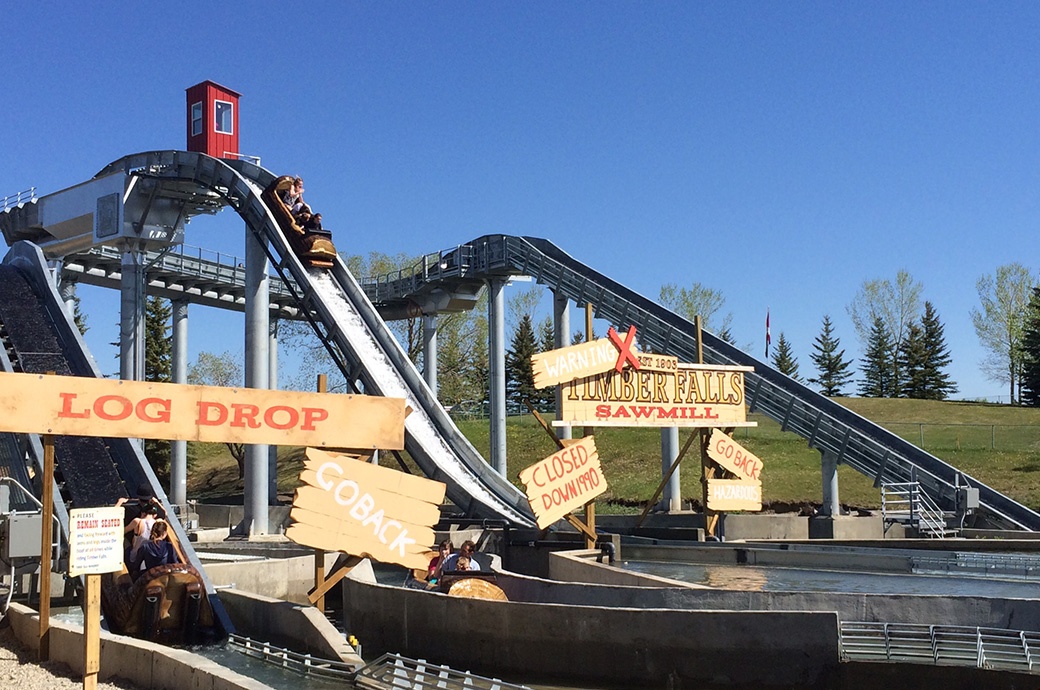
[{"left": 765, "top": 309, "right": 771, "bottom": 358}]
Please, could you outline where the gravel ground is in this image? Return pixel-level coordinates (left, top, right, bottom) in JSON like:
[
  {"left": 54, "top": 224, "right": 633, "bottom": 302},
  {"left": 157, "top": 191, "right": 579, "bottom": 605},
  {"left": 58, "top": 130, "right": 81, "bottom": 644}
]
[{"left": 0, "top": 622, "right": 142, "bottom": 690}]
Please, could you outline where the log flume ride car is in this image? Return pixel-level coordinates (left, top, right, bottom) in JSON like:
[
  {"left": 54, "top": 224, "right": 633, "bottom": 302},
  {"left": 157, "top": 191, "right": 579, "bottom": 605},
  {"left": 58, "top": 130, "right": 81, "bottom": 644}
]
[{"left": 262, "top": 175, "right": 338, "bottom": 268}]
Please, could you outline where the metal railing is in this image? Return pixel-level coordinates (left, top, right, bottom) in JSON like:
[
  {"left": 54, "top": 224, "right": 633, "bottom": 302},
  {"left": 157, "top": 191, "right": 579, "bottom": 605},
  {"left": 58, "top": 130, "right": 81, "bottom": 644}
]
[
  {"left": 881, "top": 481, "right": 952, "bottom": 537},
  {"left": 840, "top": 622, "right": 1040, "bottom": 673},
  {"left": 911, "top": 552, "right": 1040, "bottom": 580},
  {"left": 227, "top": 634, "right": 358, "bottom": 680},
  {"left": 0, "top": 188, "right": 35, "bottom": 211},
  {"left": 355, "top": 653, "right": 532, "bottom": 689}
]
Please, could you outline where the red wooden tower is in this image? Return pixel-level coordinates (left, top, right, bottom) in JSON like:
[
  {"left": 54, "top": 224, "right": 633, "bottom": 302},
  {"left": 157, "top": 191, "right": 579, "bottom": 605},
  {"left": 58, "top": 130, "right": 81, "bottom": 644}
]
[{"left": 185, "top": 80, "right": 241, "bottom": 159}]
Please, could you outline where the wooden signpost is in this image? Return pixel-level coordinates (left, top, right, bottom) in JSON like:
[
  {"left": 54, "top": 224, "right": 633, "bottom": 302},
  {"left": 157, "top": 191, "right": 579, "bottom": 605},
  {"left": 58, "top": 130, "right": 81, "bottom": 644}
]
[
  {"left": 68, "top": 506, "right": 125, "bottom": 690},
  {"left": 0, "top": 371, "right": 406, "bottom": 449},
  {"left": 286, "top": 448, "right": 447, "bottom": 604},
  {"left": 533, "top": 321, "right": 763, "bottom": 540},
  {"left": 519, "top": 436, "right": 607, "bottom": 530},
  {"left": 2, "top": 370, "right": 408, "bottom": 683}
]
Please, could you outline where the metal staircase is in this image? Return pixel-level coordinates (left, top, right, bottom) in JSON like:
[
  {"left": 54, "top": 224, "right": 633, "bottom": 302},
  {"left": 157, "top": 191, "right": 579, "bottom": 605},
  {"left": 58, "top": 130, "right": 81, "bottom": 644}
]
[{"left": 881, "top": 482, "right": 957, "bottom": 538}]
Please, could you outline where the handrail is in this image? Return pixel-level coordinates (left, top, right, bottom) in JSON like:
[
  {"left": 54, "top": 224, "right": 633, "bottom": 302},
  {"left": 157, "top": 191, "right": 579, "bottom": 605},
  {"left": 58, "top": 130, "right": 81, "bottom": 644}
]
[
  {"left": 882, "top": 481, "right": 951, "bottom": 537},
  {"left": 0, "top": 188, "right": 35, "bottom": 211},
  {"left": 227, "top": 634, "right": 357, "bottom": 680},
  {"left": 840, "top": 621, "right": 1040, "bottom": 673},
  {"left": 355, "top": 653, "right": 533, "bottom": 689}
]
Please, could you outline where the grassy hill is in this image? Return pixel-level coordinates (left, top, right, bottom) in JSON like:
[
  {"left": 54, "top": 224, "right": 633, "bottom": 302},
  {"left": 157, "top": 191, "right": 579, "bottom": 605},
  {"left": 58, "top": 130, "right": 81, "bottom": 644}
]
[{"left": 186, "top": 397, "right": 1040, "bottom": 513}]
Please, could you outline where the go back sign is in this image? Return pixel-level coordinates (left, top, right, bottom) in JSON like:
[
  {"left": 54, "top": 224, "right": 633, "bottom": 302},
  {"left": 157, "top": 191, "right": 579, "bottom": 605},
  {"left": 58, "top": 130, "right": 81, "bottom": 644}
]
[
  {"left": 0, "top": 371, "right": 405, "bottom": 450},
  {"left": 286, "top": 448, "right": 446, "bottom": 570}
]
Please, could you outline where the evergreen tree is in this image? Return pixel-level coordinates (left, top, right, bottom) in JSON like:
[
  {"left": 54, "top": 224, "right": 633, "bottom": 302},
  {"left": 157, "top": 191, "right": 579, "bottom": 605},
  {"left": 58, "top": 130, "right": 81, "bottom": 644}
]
[
  {"left": 897, "top": 322, "right": 929, "bottom": 398},
  {"left": 858, "top": 315, "right": 895, "bottom": 397},
  {"left": 1019, "top": 288, "right": 1040, "bottom": 406},
  {"left": 918, "top": 301, "right": 958, "bottom": 400},
  {"left": 72, "top": 294, "right": 89, "bottom": 336},
  {"left": 505, "top": 314, "right": 539, "bottom": 410},
  {"left": 144, "top": 297, "right": 172, "bottom": 482},
  {"left": 536, "top": 316, "right": 557, "bottom": 410},
  {"left": 770, "top": 332, "right": 800, "bottom": 380},
  {"left": 808, "top": 315, "right": 853, "bottom": 397}
]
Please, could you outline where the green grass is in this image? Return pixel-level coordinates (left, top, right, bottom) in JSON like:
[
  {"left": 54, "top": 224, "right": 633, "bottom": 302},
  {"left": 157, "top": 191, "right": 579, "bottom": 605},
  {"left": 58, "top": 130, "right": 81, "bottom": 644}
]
[{"left": 185, "top": 398, "right": 1040, "bottom": 513}]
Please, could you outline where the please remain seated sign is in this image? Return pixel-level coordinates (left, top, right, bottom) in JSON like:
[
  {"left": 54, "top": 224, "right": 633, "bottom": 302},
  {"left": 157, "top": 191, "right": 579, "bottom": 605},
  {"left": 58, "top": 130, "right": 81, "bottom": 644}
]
[{"left": 69, "top": 507, "right": 125, "bottom": 577}]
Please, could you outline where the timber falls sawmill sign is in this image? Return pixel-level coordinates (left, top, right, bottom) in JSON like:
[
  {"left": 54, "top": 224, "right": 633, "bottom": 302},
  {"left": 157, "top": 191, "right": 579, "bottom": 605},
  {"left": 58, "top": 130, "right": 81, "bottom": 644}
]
[{"left": 527, "top": 326, "right": 765, "bottom": 525}]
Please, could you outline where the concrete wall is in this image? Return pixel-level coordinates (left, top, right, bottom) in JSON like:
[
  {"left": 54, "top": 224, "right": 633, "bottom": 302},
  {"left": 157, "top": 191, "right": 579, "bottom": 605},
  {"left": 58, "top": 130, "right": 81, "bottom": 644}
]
[
  {"left": 5, "top": 603, "right": 271, "bottom": 690},
  {"left": 204, "top": 554, "right": 322, "bottom": 603},
  {"left": 594, "top": 512, "right": 889, "bottom": 541},
  {"left": 341, "top": 574, "right": 840, "bottom": 688},
  {"left": 544, "top": 550, "right": 1040, "bottom": 631},
  {"left": 217, "top": 589, "right": 361, "bottom": 665}
]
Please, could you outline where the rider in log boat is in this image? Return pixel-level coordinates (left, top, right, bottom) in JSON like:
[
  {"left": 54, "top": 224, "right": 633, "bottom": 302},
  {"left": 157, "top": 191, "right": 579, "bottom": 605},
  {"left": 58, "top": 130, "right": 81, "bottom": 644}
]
[{"left": 262, "top": 175, "right": 338, "bottom": 268}]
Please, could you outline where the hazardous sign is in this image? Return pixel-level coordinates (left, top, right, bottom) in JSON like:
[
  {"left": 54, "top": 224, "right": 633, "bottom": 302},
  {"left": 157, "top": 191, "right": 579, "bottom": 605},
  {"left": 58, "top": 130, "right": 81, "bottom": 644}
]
[
  {"left": 518, "top": 437, "right": 607, "bottom": 530},
  {"left": 285, "top": 448, "right": 446, "bottom": 570},
  {"left": 0, "top": 371, "right": 405, "bottom": 450},
  {"left": 706, "top": 479, "right": 762, "bottom": 512}
]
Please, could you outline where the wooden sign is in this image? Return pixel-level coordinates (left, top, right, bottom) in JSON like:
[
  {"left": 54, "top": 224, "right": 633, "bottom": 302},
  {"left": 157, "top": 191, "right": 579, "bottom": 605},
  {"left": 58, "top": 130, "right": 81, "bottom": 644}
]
[
  {"left": 518, "top": 436, "right": 607, "bottom": 529},
  {"left": 285, "top": 448, "right": 446, "bottom": 570},
  {"left": 707, "top": 429, "right": 764, "bottom": 481},
  {"left": 532, "top": 338, "right": 622, "bottom": 388},
  {"left": 68, "top": 507, "right": 125, "bottom": 577},
  {"left": 706, "top": 479, "right": 762, "bottom": 512},
  {"left": 0, "top": 371, "right": 405, "bottom": 450},
  {"left": 559, "top": 364, "right": 755, "bottom": 428}
]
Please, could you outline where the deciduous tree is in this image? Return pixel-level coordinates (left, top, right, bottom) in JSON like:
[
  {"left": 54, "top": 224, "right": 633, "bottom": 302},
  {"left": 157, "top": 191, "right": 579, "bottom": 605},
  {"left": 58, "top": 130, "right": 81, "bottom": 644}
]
[
  {"left": 188, "top": 351, "right": 246, "bottom": 477},
  {"left": 971, "top": 263, "right": 1035, "bottom": 404},
  {"left": 847, "top": 270, "right": 922, "bottom": 392},
  {"left": 660, "top": 282, "right": 733, "bottom": 335}
]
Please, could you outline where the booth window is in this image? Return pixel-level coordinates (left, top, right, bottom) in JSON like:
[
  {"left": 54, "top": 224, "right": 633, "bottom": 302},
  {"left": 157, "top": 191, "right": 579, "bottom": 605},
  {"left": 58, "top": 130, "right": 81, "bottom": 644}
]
[
  {"left": 214, "top": 100, "right": 234, "bottom": 134},
  {"left": 191, "top": 102, "right": 203, "bottom": 136}
]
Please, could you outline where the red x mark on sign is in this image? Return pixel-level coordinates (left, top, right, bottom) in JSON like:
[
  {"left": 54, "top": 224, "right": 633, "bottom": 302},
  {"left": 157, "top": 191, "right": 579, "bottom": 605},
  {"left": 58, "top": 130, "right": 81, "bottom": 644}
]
[{"left": 608, "top": 325, "right": 641, "bottom": 373}]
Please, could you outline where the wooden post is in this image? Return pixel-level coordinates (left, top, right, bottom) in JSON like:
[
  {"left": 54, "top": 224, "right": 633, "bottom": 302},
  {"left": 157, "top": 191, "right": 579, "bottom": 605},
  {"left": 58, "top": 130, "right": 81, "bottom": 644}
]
[
  {"left": 313, "top": 374, "right": 328, "bottom": 612},
  {"left": 693, "top": 318, "right": 719, "bottom": 538},
  {"left": 582, "top": 304, "right": 596, "bottom": 548},
  {"left": 39, "top": 433, "right": 54, "bottom": 661},
  {"left": 83, "top": 574, "right": 101, "bottom": 690}
]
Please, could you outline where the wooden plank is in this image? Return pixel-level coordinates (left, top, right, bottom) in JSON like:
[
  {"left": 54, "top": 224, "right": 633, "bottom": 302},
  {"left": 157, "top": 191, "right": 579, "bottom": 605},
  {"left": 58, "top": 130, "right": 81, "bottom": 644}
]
[
  {"left": 706, "top": 429, "right": 764, "bottom": 482},
  {"left": 518, "top": 437, "right": 607, "bottom": 530},
  {"left": 706, "top": 479, "right": 763, "bottom": 512},
  {"left": 0, "top": 371, "right": 406, "bottom": 449}
]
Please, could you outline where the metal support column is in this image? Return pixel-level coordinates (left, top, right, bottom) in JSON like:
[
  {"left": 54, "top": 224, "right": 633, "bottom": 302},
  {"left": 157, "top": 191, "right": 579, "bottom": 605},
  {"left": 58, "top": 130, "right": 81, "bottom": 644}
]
[
  {"left": 170, "top": 299, "right": 189, "bottom": 507},
  {"left": 660, "top": 426, "right": 681, "bottom": 511},
  {"left": 821, "top": 451, "right": 841, "bottom": 517},
  {"left": 244, "top": 229, "right": 270, "bottom": 536},
  {"left": 488, "top": 278, "right": 507, "bottom": 475},
  {"left": 58, "top": 279, "right": 77, "bottom": 322},
  {"left": 553, "top": 291, "right": 571, "bottom": 441},
  {"left": 119, "top": 247, "right": 146, "bottom": 382},
  {"left": 268, "top": 317, "right": 279, "bottom": 505},
  {"left": 422, "top": 313, "right": 438, "bottom": 397}
]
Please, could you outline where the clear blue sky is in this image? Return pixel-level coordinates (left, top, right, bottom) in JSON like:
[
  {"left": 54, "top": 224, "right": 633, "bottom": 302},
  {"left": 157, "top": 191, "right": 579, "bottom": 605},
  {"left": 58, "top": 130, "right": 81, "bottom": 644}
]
[{"left": 2, "top": 3, "right": 1038, "bottom": 400}]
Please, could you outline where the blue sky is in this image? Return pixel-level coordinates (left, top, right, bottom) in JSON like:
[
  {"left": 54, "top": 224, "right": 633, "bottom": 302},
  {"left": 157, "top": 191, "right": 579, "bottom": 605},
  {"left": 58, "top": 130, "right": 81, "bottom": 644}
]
[{"left": 2, "top": 3, "right": 1038, "bottom": 400}]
